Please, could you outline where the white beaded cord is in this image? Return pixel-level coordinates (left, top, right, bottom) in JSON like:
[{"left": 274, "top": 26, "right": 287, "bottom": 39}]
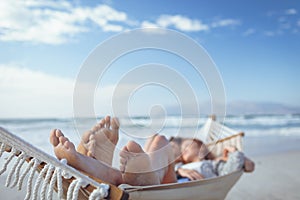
[
  {"left": 47, "top": 168, "right": 58, "bottom": 200},
  {"left": 89, "top": 184, "right": 110, "bottom": 200},
  {"left": 61, "top": 159, "right": 72, "bottom": 179},
  {"left": 17, "top": 157, "right": 34, "bottom": 190},
  {"left": 10, "top": 155, "right": 26, "bottom": 188},
  {"left": 0, "top": 149, "right": 16, "bottom": 175},
  {"left": 41, "top": 165, "right": 55, "bottom": 200},
  {"left": 99, "top": 185, "right": 110, "bottom": 199},
  {"left": 32, "top": 164, "right": 50, "bottom": 200},
  {"left": 5, "top": 152, "right": 25, "bottom": 187},
  {"left": 24, "top": 158, "right": 40, "bottom": 200},
  {"left": 89, "top": 188, "right": 100, "bottom": 200},
  {"left": 66, "top": 179, "right": 78, "bottom": 200}
]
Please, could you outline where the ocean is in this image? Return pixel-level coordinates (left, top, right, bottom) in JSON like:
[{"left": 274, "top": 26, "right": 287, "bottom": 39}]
[{"left": 1, "top": 114, "right": 300, "bottom": 167}]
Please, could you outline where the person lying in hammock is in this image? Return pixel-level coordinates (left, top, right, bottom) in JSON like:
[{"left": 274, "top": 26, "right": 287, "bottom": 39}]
[
  {"left": 169, "top": 137, "right": 255, "bottom": 181},
  {"left": 50, "top": 116, "right": 177, "bottom": 186}
]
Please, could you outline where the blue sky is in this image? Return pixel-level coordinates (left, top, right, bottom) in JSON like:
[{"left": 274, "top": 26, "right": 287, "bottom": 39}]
[{"left": 0, "top": 0, "right": 299, "bottom": 117}]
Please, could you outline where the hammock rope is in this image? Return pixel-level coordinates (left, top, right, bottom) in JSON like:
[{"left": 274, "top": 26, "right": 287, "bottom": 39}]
[
  {"left": 0, "top": 142, "right": 6, "bottom": 157},
  {"left": 25, "top": 158, "right": 40, "bottom": 200},
  {"left": 18, "top": 156, "right": 35, "bottom": 190},
  {"left": 32, "top": 164, "right": 49, "bottom": 200},
  {"left": 0, "top": 148, "right": 16, "bottom": 175},
  {"left": 67, "top": 179, "right": 78, "bottom": 200},
  {"left": 47, "top": 167, "right": 58, "bottom": 200},
  {"left": 11, "top": 153, "right": 26, "bottom": 188},
  {"left": 56, "top": 167, "right": 63, "bottom": 199},
  {"left": 5, "top": 151, "right": 24, "bottom": 187},
  {"left": 0, "top": 127, "right": 110, "bottom": 200},
  {"left": 41, "top": 165, "right": 55, "bottom": 200}
]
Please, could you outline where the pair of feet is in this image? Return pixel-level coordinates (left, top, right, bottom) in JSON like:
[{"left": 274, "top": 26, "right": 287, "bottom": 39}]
[{"left": 49, "top": 116, "right": 176, "bottom": 186}]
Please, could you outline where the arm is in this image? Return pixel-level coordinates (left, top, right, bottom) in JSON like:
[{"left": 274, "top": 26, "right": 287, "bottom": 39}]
[
  {"left": 219, "top": 146, "right": 255, "bottom": 173},
  {"left": 214, "top": 146, "right": 238, "bottom": 162},
  {"left": 177, "top": 168, "right": 204, "bottom": 180}
]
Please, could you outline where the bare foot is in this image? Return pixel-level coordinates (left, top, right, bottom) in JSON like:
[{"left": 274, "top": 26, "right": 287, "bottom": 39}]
[
  {"left": 144, "top": 133, "right": 158, "bottom": 152},
  {"left": 77, "top": 116, "right": 119, "bottom": 166},
  {"left": 50, "top": 129, "right": 78, "bottom": 163},
  {"left": 119, "top": 141, "right": 160, "bottom": 186},
  {"left": 145, "top": 135, "right": 177, "bottom": 184},
  {"left": 50, "top": 129, "right": 123, "bottom": 185}
]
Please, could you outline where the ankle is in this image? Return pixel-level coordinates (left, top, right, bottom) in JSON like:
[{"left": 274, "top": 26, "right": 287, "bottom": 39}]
[{"left": 109, "top": 168, "right": 123, "bottom": 185}]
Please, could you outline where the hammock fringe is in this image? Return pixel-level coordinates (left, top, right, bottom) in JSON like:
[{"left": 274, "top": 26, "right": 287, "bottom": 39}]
[{"left": 0, "top": 127, "right": 110, "bottom": 200}]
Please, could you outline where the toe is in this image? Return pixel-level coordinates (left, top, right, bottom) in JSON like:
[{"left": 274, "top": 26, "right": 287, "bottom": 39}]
[
  {"left": 99, "top": 118, "right": 105, "bottom": 128},
  {"left": 59, "top": 136, "right": 68, "bottom": 145},
  {"left": 50, "top": 129, "right": 59, "bottom": 146},
  {"left": 89, "top": 134, "right": 95, "bottom": 142},
  {"left": 64, "top": 140, "right": 75, "bottom": 150},
  {"left": 119, "top": 146, "right": 129, "bottom": 158},
  {"left": 55, "top": 129, "right": 64, "bottom": 137},
  {"left": 111, "top": 117, "right": 120, "bottom": 132},
  {"left": 105, "top": 116, "right": 111, "bottom": 128},
  {"left": 92, "top": 124, "right": 101, "bottom": 132},
  {"left": 81, "top": 130, "right": 92, "bottom": 143},
  {"left": 126, "top": 141, "right": 144, "bottom": 153}
]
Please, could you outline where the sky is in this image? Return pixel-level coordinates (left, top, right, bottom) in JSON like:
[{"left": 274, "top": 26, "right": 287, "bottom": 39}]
[{"left": 0, "top": 0, "right": 299, "bottom": 118}]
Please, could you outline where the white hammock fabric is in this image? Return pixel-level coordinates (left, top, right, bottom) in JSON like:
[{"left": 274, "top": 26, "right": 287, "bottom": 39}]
[
  {"left": 0, "top": 118, "right": 245, "bottom": 200},
  {"left": 0, "top": 127, "right": 110, "bottom": 200}
]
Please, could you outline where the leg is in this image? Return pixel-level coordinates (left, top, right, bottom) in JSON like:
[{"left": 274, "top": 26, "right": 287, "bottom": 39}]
[
  {"left": 50, "top": 129, "right": 123, "bottom": 185},
  {"left": 77, "top": 116, "right": 119, "bottom": 166}
]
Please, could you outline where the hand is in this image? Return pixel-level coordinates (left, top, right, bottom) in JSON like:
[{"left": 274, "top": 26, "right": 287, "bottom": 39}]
[
  {"left": 222, "top": 146, "right": 238, "bottom": 160},
  {"left": 177, "top": 168, "right": 204, "bottom": 180},
  {"left": 244, "top": 157, "right": 255, "bottom": 172}
]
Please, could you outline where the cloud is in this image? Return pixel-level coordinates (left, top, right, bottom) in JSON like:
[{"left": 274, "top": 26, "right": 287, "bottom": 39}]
[
  {"left": 298, "top": 20, "right": 300, "bottom": 26},
  {"left": 242, "top": 28, "right": 256, "bottom": 36},
  {"left": 211, "top": 19, "right": 241, "bottom": 28},
  {"left": 263, "top": 31, "right": 276, "bottom": 37},
  {"left": 141, "top": 15, "right": 242, "bottom": 32},
  {"left": 0, "top": 64, "right": 74, "bottom": 117},
  {"left": 285, "top": 8, "right": 297, "bottom": 15},
  {"left": 0, "top": 0, "right": 129, "bottom": 44},
  {"left": 262, "top": 9, "right": 300, "bottom": 36},
  {"left": 142, "top": 15, "right": 209, "bottom": 32},
  {"left": 156, "top": 15, "right": 209, "bottom": 31},
  {"left": 0, "top": 64, "right": 142, "bottom": 118},
  {"left": 141, "top": 21, "right": 160, "bottom": 29},
  {"left": 0, "top": 1, "right": 244, "bottom": 44}
]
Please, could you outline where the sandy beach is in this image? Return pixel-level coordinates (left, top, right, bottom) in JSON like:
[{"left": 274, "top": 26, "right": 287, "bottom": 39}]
[
  {"left": 226, "top": 150, "right": 300, "bottom": 200},
  {"left": 0, "top": 149, "right": 299, "bottom": 199}
]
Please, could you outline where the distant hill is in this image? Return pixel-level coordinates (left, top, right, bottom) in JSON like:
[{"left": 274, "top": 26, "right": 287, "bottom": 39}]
[
  {"left": 166, "top": 101, "right": 300, "bottom": 116},
  {"left": 226, "top": 101, "right": 300, "bottom": 115}
]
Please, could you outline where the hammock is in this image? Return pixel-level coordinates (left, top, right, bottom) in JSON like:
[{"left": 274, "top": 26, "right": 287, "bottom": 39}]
[{"left": 0, "top": 117, "right": 244, "bottom": 200}]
